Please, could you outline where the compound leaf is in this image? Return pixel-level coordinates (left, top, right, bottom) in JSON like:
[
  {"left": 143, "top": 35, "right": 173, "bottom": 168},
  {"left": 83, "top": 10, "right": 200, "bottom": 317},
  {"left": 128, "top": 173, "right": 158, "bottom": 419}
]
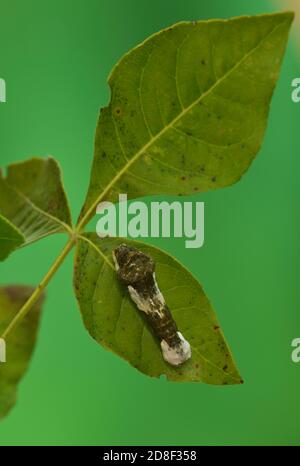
[
  {"left": 74, "top": 233, "right": 242, "bottom": 385},
  {"left": 0, "top": 157, "right": 72, "bottom": 260},
  {"left": 79, "top": 12, "right": 293, "bottom": 225},
  {"left": 0, "top": 286, "right": 45, "bottom": 419}
]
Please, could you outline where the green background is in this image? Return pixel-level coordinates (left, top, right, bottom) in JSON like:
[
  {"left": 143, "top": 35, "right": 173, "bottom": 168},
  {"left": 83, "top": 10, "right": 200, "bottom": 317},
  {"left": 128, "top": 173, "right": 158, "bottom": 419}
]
[{"left": 0, "top": 0, "right": 299, "bottom": 446}]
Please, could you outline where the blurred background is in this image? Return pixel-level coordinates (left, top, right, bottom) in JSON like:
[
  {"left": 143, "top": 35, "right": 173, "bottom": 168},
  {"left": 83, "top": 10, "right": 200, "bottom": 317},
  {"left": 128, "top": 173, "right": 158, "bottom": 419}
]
[{"left": 0, "top": 0, "right": 299, "bottom": 446}]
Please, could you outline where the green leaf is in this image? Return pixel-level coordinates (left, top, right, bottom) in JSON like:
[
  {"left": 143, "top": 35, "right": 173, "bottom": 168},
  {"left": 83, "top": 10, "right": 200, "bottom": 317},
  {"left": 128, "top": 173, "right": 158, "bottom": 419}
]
[
  {"left": 74, "top": 233, "right": 242, "bottom": 385},
  {"left": 0, "top": 215, "right": 25, "bottom": 261},
  {"left": 0, "top": 286, "right": 45, "bottom": 419},
  {"left": 0, "top": 157, "right": 72, "bottom": 260},
  {"left": 79, "top": 12, "right": 294, "bottom": 225}
]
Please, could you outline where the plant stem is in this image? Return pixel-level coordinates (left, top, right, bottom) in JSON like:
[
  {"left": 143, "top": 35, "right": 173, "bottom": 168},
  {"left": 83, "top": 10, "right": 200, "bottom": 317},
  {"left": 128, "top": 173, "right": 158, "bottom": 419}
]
[{"left": 1, "top": 237, "right": 75, "bottom": 340}]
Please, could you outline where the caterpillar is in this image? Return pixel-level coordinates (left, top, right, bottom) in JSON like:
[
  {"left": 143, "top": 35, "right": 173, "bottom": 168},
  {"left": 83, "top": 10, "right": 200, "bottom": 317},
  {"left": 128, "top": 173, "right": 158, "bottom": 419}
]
[{"left": 112, "top": 244, "right": 191, "bottom": 366}]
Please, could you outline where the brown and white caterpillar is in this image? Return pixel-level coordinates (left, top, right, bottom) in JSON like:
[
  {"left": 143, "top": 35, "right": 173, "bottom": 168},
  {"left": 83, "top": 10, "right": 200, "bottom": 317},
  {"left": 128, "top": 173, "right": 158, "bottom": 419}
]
[{"left": 112, "top": 244, "right": 191, "bottom": 366}]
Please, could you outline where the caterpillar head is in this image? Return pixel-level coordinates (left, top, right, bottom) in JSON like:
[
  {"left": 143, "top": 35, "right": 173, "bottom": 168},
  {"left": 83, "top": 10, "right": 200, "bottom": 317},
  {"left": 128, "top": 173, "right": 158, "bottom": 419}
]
[{"left": 113, "top": 244, "right": 155, "bottom": 286}]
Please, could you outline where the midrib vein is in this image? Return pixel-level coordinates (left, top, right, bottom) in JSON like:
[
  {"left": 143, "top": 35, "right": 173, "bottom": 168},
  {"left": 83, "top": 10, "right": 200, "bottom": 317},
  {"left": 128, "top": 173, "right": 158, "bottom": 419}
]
[{"left": 80, "top": 20, "right": 286, "bottom": 229}]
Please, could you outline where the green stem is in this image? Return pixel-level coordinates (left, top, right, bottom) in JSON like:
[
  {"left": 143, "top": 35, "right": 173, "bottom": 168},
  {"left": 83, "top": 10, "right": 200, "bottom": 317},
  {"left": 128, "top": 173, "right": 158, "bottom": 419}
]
[{"left": 1, "top": 237, "right": 75, "bottom": 340}]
